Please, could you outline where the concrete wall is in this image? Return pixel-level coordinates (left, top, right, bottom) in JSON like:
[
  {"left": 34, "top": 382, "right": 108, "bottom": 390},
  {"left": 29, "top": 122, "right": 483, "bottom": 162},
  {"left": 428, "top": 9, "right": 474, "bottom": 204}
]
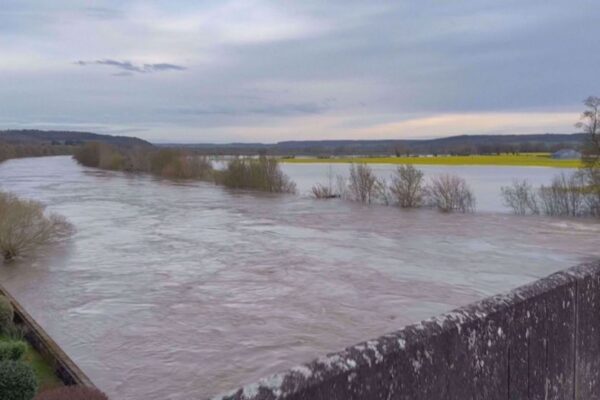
[
  {"left": 215, "top": 261, "right": 600, "bottom": 400},
  {"left": 0, "top": 284, "right": 95, "bottom": 388}
]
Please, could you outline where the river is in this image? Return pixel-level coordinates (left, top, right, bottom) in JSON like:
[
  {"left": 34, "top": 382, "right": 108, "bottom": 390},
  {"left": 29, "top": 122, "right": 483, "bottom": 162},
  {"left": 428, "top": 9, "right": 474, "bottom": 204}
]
[{"left": 0, "top": 156, "right": 598, "bottom": 399}]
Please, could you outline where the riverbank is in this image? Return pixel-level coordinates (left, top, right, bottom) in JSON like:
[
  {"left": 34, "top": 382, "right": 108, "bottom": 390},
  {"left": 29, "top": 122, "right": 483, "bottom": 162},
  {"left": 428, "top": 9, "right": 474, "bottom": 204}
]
[
  {"left": 281, "top": 153, "right": 582, "bottom": 168},
  {"left": 0, "top": 334, "right": 62, "bottom": 391}
]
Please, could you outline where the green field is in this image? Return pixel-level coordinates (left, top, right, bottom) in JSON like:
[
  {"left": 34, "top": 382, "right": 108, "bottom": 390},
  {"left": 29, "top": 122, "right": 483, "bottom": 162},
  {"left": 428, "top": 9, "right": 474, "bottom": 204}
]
[{"left": 281, "top": 153, "right": 582, "bottom": 168}]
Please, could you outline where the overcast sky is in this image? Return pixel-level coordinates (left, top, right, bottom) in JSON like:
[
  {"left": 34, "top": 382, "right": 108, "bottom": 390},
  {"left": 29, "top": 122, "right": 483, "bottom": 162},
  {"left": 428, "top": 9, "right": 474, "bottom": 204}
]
[{"left": 1, "top": 1, "right": 599, "bottom": 143}]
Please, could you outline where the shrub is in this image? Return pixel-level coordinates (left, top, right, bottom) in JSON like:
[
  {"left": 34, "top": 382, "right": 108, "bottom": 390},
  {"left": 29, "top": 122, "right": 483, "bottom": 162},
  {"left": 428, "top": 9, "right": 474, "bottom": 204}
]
[
  {"left": 501, "top": 179, "right": 539, "bottom": 215},
  {"left": 98, "top": 145, "right": 126, "bottom": 171},
  {"left": 311, "top": 183, "right": 337, "bottom": 199},
  {"left": 0, "top": 192, "right": 73, "bottom": 261},
  {"left": 72, "top": 142, "right": 101, "bottom": 168},
  {"left": 538, "top": 172, "right": 587, "bottom": 217},
  {"left": 347, "top": 163, "right": 381, "bottom": 203},
  {"left": 582, "top": 168, "right": 600, "bottom": 217},
  {"left": 0, "top": 295, "right": 14, "bottom": 332},
  {"left": 0, "top": 341, "right": 27, "bottom": 361},
  {"left": 425, "top": 174, "right": 475, "bottom": 213},
  {"left": 390, "top": 164, "right": 424, "bottom": 208},
  {"left": 0, "top": 361, "right": 38, "bottom": 400},
  {"left": 149, "top": 150, "right": 213, "bottom": 179},
  {"left": 217, "top": 157, "right": 296, "bottom": 193},
  {"left": 34, "top": 386, "right": 109, "bottom": 400}
]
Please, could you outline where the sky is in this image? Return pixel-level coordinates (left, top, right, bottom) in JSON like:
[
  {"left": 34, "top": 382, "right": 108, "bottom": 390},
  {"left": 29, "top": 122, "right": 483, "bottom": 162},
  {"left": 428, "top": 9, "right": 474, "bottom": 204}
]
[{"left": 1, "top": 1, "right": 599, "bottom": 143}]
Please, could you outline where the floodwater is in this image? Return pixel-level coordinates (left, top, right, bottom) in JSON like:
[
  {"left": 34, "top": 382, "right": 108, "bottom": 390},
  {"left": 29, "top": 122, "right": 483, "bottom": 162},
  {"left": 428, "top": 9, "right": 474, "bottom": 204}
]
[
  {"left": 281, "top": 162, "right": 568, "bottom": 213},
  {"left": 0, "top": 156, "right": 598, "bottom": 400}
]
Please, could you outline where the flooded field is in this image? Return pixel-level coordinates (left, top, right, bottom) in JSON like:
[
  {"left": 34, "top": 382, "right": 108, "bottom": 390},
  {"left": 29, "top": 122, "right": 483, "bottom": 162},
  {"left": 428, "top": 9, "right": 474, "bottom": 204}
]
[
  {"left": 281, "top": 162, "right": 567, "bottom": 213},
  {"left": 0, "top": 156, "right": 598, "bottom": 399}
]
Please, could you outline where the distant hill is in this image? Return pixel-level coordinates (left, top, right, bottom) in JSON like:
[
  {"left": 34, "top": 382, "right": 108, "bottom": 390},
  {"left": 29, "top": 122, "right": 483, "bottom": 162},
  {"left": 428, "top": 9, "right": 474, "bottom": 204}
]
[
  {"left": 164, "top": 133, "right": 586, "bottom": 156},
  {"left": 2, "top": 130, "right": 585, "bottom": 156},
  {"left": 0, "top": 130, "right": 153, "bottom": 148}
]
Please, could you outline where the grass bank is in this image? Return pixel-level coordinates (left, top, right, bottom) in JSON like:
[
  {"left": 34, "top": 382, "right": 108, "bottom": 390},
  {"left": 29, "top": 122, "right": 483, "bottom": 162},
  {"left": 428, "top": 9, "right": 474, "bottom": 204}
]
[{"left": 281, "top": 153, "right": 582, "bottom": 168}]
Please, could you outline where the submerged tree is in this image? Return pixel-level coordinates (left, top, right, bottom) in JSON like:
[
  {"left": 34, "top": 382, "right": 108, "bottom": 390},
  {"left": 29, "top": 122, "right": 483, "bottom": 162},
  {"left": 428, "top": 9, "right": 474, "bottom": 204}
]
[
  {"left": 577, "top": 96, "right": 600, "bottom": 170},
  {"left": 425, "top": 174, "right": 475, "bottom": 213},
  {"left": 390, "top": 164, "right": 424, "bottom": 208},
  {"left": 501, "top": 180, "right": 539, "bottom": 215},
  {"left": 576, "top": 96, "right": 600, "bottom": 217},
  {"left": 348, "top": 163, "right": 381, "bottom": 203},
  {"left": 0, "top": 192, "right": 72, "bottom": 261}
]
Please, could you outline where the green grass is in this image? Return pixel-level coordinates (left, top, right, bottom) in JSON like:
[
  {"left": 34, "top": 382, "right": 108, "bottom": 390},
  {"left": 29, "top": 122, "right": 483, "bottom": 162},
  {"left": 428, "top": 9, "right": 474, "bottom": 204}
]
[
  {"left": 281, "top": 153, "right": 582, "bottom": 168},
  {"left": 0, "top": 335, "right": 63, "bottom": 392}
]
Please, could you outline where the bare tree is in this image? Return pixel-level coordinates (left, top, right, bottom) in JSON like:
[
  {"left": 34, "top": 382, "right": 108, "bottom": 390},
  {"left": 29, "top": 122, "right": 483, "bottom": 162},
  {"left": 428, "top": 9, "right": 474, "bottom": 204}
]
[
  {"left": 577, "top": 96, "right": 600, "bottom": 170},
  {"left": 0, "top": 192, "right": 73, "bottom": 261},
  {"left": 348, "top": 163, "right": 380, "bottom": 203},
  {"left": 376, "top": 177, "right": 392, "bottom": 206},
  {"left": 335, "top": 175, "right": 349, "bottom": 200},
  {"left": 583, "top": 168, "right": 600, "bottom": 217},
  {"left": 538, "top": 172, "right": 587, "bottom": 217},
  {"left": 576, "top": 97, "right": 600, "bottom": 218},
  {"left": 311, "top": 165, "right": 340, "bottom": 199},
  {"left": 311, "top": 183, "right": 337, "bottom": 199},
  {"left": 390, "top": 164, "right": 424, "bottom": 208},
  {"left": 425, "top": 174, "right": 475, "bottom": 213},
  {"left": 500, "top": 180, "right": 539, "bottom": 215}
]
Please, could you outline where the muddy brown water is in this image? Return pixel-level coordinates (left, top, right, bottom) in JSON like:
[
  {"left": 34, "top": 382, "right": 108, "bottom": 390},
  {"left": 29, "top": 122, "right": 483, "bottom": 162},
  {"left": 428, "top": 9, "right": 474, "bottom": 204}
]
[{"left": 0, "top": 156, "right": 598, "bottom": 399}]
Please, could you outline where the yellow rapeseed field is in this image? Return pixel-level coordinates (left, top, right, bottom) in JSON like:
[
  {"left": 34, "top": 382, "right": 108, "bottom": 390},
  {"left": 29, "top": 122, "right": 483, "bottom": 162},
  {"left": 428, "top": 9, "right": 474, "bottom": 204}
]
[{"left": 281, "top": 153, "right": 581, "bottom": 168}]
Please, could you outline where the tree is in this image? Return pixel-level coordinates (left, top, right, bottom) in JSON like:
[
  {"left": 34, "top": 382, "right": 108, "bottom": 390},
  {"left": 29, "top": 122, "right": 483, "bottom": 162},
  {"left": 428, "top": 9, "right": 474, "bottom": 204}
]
[
  {"left": 500, "top": 180, "right": 539, "bottom": 215},
  {"left": 348, "top": 163, "right": 380, "bottom": 203},
  {"left": 576, "top": 96, "right": 600, "bottom": 217},
  {"left": 390, "top": 165, "right": 424, "bottom": 208},
  {"left": 577, "top": 96, "right": 600, "bottom": 169},
  {"left": 425, "top": 174, "right": 475, "bottom": 213},
  {"left": 0, "top": 192, "right": 72, "bottom": 261}
]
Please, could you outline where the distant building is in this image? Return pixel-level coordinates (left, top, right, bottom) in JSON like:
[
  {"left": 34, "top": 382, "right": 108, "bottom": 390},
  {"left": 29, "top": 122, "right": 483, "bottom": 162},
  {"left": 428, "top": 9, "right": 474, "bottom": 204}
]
[{"left": 551, "top": 149, "right": 581, "bottom": 159}]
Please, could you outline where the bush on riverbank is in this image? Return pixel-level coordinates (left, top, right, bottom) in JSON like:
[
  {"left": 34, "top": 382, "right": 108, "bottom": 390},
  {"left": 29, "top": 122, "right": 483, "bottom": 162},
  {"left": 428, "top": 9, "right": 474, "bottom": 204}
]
[
  {"left": 0, "top": 360, "right": 38, "bottom": 400},
  {"left": 216, "top": 156, "right": 296, "bottom": 193},
  {"left": 149, "top": 149, "right": 212, "bottom": 179},
  {"left": 74, "top": 142, "right": 213, "bottom": 179},
  {"left": 74, "top": 144, "right": 298, "bottom": 193},
  {"left": 0, "top": 341, "right": 27, "bottom": 361},
  {"left": 0, "top": 141, "right": 72, "bottom": 165},
  {"left": 0, "top": 192, "right": 73, "bottom": 261}
]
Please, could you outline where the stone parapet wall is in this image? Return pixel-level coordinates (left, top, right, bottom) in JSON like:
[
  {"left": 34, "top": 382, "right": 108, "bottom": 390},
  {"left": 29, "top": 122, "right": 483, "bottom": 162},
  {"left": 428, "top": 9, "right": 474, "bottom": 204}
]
[{"left": 216, "top": 261, "right": 600, "bottom": 400}]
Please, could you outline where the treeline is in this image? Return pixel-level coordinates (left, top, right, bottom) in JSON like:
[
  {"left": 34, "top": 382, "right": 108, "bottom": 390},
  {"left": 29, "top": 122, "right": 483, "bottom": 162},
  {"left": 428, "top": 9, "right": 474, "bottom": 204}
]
[
  {"left": 0, "top": 129, "right": 151, "bottom": 148},
  {"left": 0, "top": 141, "right": 73, "bottom": 163},
  {"left": 172, "top": 133, "right": 585, "bottom": 157},
  {"left": 73, "top": 142, "right": 295, "bottom": 193}
]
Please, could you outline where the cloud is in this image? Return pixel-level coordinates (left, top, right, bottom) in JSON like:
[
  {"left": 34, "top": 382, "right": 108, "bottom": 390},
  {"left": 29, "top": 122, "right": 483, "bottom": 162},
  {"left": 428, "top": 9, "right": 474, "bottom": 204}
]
[
  {"left": 75, "top": 59, "right": 186, "bottom": 74},
  {"left": 1, "top": 1, "right": 600, "bottom": 142},
  {"left": 175, "top": 102, "right": 327, "bottom": 117},
  {"left": 83, "top": 6, "right": 122, "bottom": 20}
]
